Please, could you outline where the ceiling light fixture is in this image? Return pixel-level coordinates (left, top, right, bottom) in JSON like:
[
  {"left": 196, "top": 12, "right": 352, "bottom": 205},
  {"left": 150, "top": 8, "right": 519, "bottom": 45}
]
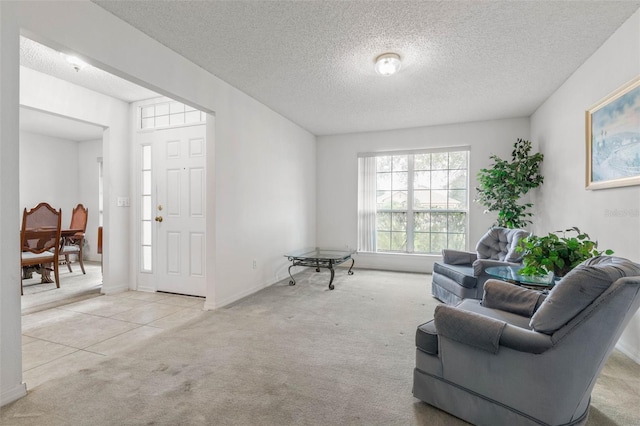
[
  {"left": 375, "top": 53, "right": 401, "bottom": 76},
  {"left": 62, "top": 53, "right": 88, "bottom": 72}
]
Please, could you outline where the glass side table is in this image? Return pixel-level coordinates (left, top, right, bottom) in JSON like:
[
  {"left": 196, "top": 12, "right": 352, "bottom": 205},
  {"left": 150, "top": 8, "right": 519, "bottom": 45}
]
[
  {"left": 284, "top": 248, "right": 355, "bottom": 290},
  {"left": 485, "top": 265, "right": 555, "bottom": 290}
]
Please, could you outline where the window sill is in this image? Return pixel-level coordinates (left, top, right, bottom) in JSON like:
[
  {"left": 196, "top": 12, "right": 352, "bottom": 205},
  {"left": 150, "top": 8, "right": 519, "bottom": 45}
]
[{"left": 356, "top": 251, "right": 440, "bottom": 259}]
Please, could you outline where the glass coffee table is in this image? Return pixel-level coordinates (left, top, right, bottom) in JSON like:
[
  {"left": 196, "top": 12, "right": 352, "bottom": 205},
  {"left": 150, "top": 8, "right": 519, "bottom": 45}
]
[
  {"left": 485, "top": 265, "right": 555, "bottom": 290},
  {"left": 285, "top": 248, "right": 355, "bottom": 290}
]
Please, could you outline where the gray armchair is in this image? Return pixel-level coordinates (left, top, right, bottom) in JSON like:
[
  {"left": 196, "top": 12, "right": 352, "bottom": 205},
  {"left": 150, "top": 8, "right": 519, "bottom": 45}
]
[
  {"left": 414, "top": 256, "right": 640, "bottom": 426},
  {"left": 432, "top": 227, "right": 529, "bottom": 305}
]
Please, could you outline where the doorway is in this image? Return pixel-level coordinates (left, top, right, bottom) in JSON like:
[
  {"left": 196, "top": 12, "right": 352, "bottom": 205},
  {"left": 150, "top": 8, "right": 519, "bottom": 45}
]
[
  {"left": 133, "top": 98, "right": 207, "bottom": 297},
  {"left": 19, "top": 106, "right": 105, "bottom": 313}
]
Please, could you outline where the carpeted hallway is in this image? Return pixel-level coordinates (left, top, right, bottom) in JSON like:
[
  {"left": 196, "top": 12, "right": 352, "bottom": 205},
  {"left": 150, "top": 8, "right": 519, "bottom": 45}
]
[{"left": 2, "top": 269, "right": 639, "bottom": 425}]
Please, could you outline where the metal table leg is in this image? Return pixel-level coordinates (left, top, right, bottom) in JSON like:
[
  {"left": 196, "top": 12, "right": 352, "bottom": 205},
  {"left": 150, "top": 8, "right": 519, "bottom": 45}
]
[
  {"left": 288, "top": 263, "right": 296, "bottom": 286},
  {"left": 347, "top": 258, "right": 355, "bottom": 276},
  {"left": 328, "top": 261, "right": 335, "bottom": 290}
]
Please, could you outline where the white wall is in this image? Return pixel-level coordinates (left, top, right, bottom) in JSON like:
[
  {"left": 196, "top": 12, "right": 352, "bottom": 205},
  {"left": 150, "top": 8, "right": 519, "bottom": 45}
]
[
  {"left": 0, "top": 3, "right": 26, "bottom": 405},
  {"left": 316, "top": 118, "right": 530, "bottom": 273},
  {"left": 531, "top": 10, "right": 640, "bottom": 362},
  {"left": 20, "top": 132, "right": 101, "bottom": 261},
  {"left": 78, "top": 139, "right": 102, "bottom": 261},
  {"left": 1, "top": 0, "right": 316, "bottom": 405},
  {"left": 19, "top": 132, "right": 101, "bottom": 261},
  {"left": 19, "top": 131, "right": 79, "bottom": 218},
  {"left": 214, "top": 100, "right": 316, "bottom": 307}
]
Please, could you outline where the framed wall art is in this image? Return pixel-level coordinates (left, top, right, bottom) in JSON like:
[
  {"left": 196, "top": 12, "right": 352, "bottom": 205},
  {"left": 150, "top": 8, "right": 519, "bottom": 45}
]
[{"left": 586, "top": 76, "right": 640, "bottom": 190}]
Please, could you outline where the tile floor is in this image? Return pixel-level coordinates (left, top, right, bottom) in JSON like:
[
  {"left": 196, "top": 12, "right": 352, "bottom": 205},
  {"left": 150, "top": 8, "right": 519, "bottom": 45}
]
[
  {"left": 21, "top": 260, "right": 103, "bottom": 314},
  {"left": 21, "top": 290, "right": 206, "bottom": 390}
]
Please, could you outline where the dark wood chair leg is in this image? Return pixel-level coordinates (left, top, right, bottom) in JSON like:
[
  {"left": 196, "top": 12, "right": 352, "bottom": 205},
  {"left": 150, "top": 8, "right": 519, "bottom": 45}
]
[
  {"left": 78, "top": 242, "right": 86, "bottom": 274},
  {"left": 65, "top": 253, "right": 73, "bottom": 272},
  {"left": 53, "top": 261, "right": 60, "bottom": 289}
]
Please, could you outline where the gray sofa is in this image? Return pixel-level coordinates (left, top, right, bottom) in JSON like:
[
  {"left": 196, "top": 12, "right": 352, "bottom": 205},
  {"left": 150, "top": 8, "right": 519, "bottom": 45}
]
[
  {"left": 432, "top": 227, "right": 529, "bottom": 305},
  {"left": 414, "top": 256, "right": 640, "bottom": 426}
]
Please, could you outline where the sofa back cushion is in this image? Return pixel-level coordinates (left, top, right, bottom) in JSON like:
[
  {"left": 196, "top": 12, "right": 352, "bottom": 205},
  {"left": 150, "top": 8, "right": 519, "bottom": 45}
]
[
  {"left": 476, "top": 227, "right": 528, "bottom": 263},
  {"left": 530, "top": 256, "right": 640, "bottom": 334}
]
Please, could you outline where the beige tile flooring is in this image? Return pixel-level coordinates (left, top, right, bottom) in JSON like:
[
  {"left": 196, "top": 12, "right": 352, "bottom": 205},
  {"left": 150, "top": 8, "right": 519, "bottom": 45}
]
[{"left": 21, "top": 290, "right": 206, "bottom": 390}]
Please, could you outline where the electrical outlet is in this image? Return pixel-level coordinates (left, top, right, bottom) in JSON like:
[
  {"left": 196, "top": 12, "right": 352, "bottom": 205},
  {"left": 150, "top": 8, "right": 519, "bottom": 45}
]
[{"left": 252, "top": 260, "right": 257, "bottom": 269}]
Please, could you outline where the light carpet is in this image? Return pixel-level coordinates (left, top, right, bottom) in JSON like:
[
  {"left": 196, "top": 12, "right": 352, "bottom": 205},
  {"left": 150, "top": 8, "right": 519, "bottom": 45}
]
[{"left": 2, "top": 269, "right": 639, "bottom": 425}]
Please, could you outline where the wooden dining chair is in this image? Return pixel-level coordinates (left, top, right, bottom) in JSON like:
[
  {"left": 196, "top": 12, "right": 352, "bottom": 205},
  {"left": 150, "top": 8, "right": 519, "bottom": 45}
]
[
  {"left": 60, "top": 203, "right": 88, "bottom": 274},
  {"left": 20, "top": 202, "right": 62, "bottom": 295}
]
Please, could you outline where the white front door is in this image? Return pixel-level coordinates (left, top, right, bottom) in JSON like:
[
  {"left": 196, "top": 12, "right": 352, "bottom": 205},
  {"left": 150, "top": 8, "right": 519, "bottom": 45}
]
[{"left": 138, "top": 125, "right": 206, "bottom": 296}]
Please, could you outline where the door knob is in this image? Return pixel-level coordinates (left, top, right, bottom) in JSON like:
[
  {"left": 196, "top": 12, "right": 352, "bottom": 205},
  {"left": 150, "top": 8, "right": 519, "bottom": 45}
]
[{"left": 155, "top": 216, "right": 163, "bottom": 222}]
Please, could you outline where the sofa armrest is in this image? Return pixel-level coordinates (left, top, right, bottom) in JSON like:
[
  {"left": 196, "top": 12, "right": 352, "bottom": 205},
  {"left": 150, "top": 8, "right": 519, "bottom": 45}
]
[
  {"left": 434, "top": 305, "right": 506, "bottom": 354},
  {"left": 472, "top": 259, "right": 520, "bottom": 276},
  {"left": 442, "top": 249, "right": 477, "bottom": 265},
  {"left": 482, "top": 279, "right": 547, "bottom": 318}
]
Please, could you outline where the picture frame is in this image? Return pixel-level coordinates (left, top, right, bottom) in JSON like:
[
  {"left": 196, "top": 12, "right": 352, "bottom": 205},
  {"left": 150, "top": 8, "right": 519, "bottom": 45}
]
[{"left": 585, "top": 76, "right": 640, "bottom": 190}]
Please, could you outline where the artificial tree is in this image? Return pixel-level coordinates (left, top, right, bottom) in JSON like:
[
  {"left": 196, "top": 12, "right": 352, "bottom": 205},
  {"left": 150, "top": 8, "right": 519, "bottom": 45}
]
[{"left": 475, "top": 138, "right": 544, "bottom": 229}]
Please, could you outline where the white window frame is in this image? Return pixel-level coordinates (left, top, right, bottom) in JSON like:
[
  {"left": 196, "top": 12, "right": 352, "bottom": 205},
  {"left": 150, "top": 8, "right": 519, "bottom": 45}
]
[
  {"left": 136, "top": 97, "right": 206, "bottom": 131},
  {"left": 358, "top": 147, "right": 470, "bottom": 255},
  {"left": 97, "top": 156, "right": 103, "bottom": 226}
]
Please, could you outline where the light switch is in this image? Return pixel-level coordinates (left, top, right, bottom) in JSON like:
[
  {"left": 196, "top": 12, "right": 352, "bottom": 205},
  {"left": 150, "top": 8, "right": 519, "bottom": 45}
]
[{"left": 117, "top": 197, "right": 130, "bottom": 207}]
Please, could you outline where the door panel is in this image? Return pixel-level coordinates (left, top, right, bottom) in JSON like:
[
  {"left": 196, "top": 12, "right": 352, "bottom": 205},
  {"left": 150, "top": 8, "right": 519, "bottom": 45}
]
[{"left": 190, "top": 168, "right": 205, "bottom": 216}]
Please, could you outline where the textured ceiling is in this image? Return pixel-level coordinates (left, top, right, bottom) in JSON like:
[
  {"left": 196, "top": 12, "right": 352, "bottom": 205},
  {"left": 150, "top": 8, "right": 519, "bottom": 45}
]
[
  {"left": 20, "top": 36, "right": 158, "bottom": 142},
  {"left": 81, "top": 1, "right": 639, "bottom": 135},
  {"left": 20, "top": 36, "right": 158, "bottom": 104}
]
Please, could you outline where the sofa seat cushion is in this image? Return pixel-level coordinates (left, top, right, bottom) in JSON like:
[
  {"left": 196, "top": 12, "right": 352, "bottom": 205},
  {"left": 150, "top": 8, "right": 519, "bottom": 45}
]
[
  {"left": 416, "top": 320, "right": 438, "bottom": 355},
  {"left": 22, "top": 251, "right": 55, "bottom": 262},
  {"left": 433, "top": 262, "right": 477, "bottom": 289},
  {"left": 59, "top": 245, "right": 80, "bottom": 254}
]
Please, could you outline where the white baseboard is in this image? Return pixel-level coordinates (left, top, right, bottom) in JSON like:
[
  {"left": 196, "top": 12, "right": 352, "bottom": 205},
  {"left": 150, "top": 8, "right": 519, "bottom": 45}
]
[
  {"left": 133, "top": 284, "right": 156, "bottom": 294},
  {"left": 615, "top": 341, "right": 640, "bottom": 364},
  {"left": 204, "top": 282, "right": 264, "bottom": 310},
  {"left": 204, "top": 286, "right": 263, "bottom": 311},
  {"left": 100, "top": 285, "right": 130, "bottom": 295},
  {"left": 354, "top": 252, "right": 436, "bottom": 273},
  {"left": 203, "top": 272, "right": 294, "bottom": 311},
  {"left": 1, "top": 382, "right": 26, "bottom": 407}
]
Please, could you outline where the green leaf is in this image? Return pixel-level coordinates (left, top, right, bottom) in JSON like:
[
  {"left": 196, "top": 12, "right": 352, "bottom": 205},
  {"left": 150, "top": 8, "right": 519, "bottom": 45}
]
[{"left": 519, "top": 228, "right": 614, "bottom": 277}]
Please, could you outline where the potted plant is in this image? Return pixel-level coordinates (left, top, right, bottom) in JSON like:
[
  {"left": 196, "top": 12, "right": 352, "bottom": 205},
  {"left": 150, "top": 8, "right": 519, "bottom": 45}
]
[
  {"left": 475, "top": 138, "right": 544, "bottom": 229},
  {"left": 517, "top": 227, "right": 614, "bottom": 277}
]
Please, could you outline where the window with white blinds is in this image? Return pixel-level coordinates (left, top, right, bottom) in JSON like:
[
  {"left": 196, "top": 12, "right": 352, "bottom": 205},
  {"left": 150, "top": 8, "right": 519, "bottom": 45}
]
[{"left": 358, "top": 148, "right": 469, "bottom": 254}]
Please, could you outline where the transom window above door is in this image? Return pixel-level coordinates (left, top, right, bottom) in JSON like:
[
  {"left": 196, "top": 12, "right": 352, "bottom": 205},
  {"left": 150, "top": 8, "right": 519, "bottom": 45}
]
[{"left": 138, "top": 100, "right": 206, "bottom": 130}]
